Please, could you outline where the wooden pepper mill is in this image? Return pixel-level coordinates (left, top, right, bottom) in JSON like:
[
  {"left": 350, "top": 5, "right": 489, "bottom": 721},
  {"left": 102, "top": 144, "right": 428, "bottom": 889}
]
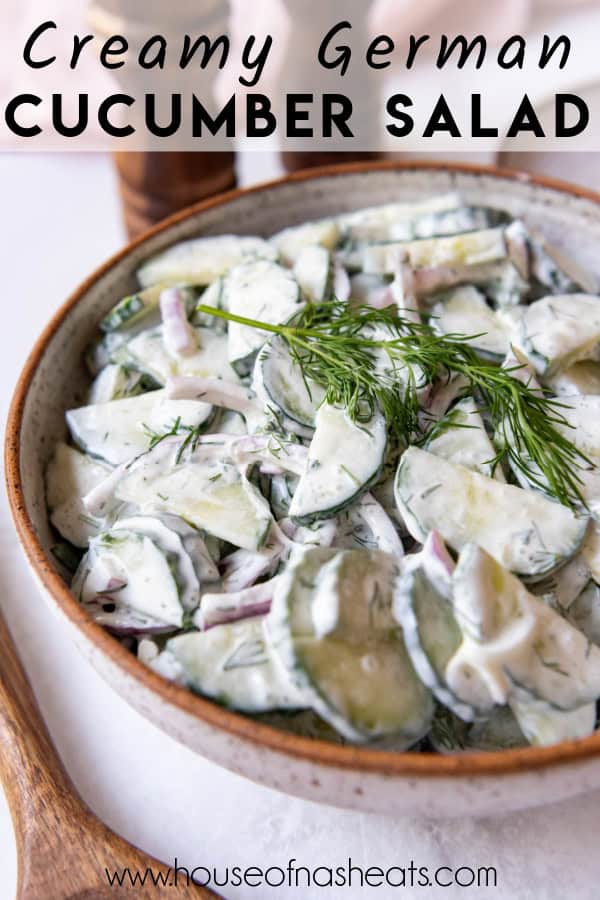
[
  {"left": 279, "top": 0, "right": 382, "bottom": 173},
  {"left": 89, "top": 0, "right": 237, "bottom": 238}
]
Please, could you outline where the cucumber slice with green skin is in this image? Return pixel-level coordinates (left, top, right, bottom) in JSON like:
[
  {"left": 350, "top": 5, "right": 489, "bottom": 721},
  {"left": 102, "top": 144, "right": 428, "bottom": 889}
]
[
  {"left": 137, "top": 235, "right": 277, "bottom": 289},
  {"left": 293, "top": 245, "right": 332, "bottom": 303},
  {"left": 429, "top": 286, "right": 509, "bottom": 362},
  {"left": 446, "top": 544, "right": 600, "bottom": 712},
  {"left": 395, "top": 447, "right": 588, "bottom": 580},
  {"left": 525, "top": 230, "right": 597, "bottom": 299},
  {"left": 114, "top": 516, "right": 200, "bottom": 611},
  {"left": 567, "top": 580, "right": 600, "bottom": 647},
  {"left": 362, "top": 227, "right": 508, "bottom": 276},
  {"left": 258, "top": 337, "right": 325, "bottom": 429},
  {"left": 271, "top": 219, "right": 341, "bottom": 266},
  {"left": 191, "top": 277, "right": 225, "bottom": 326},
  {"left": 416, "top": 260, "right": 527, "bottom": 305},
  {"left": 403, "top": 206, "right": 510, "bottom": 242},
  {"left": 338, "top": 193, "right": 464, "bottom": 244},
  {"left": 465, "top": 707, "right": 528, "bottom": 751},
  {"left": 224, "top": 260, "right": 303, "bottom": 376},
  {"left": 66, "top": 389, "right": 214, "bottom": 466},
  {"left": 46, "top": 443, "right": 111, "bottom": 547},
  {"left": 163, "top": 616, "right": 306, "bottom": 713},
  {"left": 74, "top": 529, "right": 185, "bottom": 627},
  {"left": 114, "top": 439, "right": 273, "bottom": 552},
  {"left": 156, "top": 514, "right": 220, "bottom": 583},
  {"left": 425, "top": 397, "right": 504, "bottom": 481},
  {"left": 289, "top": 404, "right": 387, "bottom": 524},
  {"left": 100, "top": 285, "right": 199, "bottom": 333},
  {"left": 120, "top": 326, "right": 239, "bottom": 386},
  {"left": 394, "top": 555, "right": 475, "bottom": 721},
  {"left": 267, "top": 547, "right": 434, "bottom": 742},
  {"left": 509, "top": 688, "right": 596, "bottom": 747},
  {"left": 88, "top": 365, "right": 149, "bottom": 404},
  {"left": 333, "top": 494, "right": 404, "bottom": 558},
  {"left": 531, "top": 555, "right": 592, "bottom": 614},
  {"left": 547, "top": 360, "right": 600, "bottom": 397},
  {"left": 509, "top": 294, "right": 600, "bottom": 377}
]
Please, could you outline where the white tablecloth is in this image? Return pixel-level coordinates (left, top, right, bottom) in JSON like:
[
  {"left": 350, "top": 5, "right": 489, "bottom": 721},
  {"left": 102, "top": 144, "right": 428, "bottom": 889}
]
[{"left": 1, "top": 151, "right": 600, "bottom": 900}]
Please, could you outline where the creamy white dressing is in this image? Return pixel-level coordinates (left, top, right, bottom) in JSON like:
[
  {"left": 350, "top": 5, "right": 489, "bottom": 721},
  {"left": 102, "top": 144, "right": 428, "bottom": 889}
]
[{"left": 48, "top": 194, "right": 600, "bottom": 751}]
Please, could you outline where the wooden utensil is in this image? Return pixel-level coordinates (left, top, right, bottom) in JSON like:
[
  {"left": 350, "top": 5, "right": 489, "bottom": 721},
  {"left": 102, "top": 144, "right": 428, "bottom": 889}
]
[{"left": 0, "top": 609, "right": 216, "bottom": 898}]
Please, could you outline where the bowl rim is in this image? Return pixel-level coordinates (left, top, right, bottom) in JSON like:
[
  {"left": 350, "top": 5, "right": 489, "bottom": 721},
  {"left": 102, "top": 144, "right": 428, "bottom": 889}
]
[{"left": 7, "top": 157, "right": 600, "bottom": 780}]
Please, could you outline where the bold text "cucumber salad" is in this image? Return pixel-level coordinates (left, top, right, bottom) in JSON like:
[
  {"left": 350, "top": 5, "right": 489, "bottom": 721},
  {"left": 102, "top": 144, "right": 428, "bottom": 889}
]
[{"left": 47, "top": 193, "right": 600, "bottom": 752}]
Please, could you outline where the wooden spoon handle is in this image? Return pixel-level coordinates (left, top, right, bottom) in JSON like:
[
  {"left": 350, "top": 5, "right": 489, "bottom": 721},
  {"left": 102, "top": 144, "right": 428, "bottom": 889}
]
[{"left": 0, "top": 609, "right": 77, "bottom": 837}]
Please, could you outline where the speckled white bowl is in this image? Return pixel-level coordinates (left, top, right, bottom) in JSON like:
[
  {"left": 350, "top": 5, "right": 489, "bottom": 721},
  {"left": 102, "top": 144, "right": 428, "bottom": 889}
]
[{"left": 7, "top": 161, "right": 600, "bottom": 818}]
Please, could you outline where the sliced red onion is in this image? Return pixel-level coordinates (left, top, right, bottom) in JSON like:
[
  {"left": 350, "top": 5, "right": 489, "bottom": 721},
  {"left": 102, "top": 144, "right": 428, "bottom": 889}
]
[
  {"left": 232, "top": 435, "right": 308, "bottom": 476},
  {"left": 197, "top": 577, "right": 281, "bottom": 630},
  {"left": 167, "top": 376, "right": 264, "bottom": 431},
  {"left": 160, "top": 287, "right": 198, "bottom": 358},
  {"left": 421, "top": 373, "right": 470, "bottom": 423},
  {"left": 82, "top": 461, "right": 132, "bottom": 517},
  {"left": 390, "top": 252, "right": 421, "bottom": 325},
  {"left": 82, "top": 598, "right": 176, "bottom": 636},
  {"left": 333, "top": 263, "right": 351, "bottom": 302},
  {"left": 505, "top": 221, "right": 530, "bottom": 280},
  {"left": 419, "top": 530, "right": 455, "bottom": 599}
]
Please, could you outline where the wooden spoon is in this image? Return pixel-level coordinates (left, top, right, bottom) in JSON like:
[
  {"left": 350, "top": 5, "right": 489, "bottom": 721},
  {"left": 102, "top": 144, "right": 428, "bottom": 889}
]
[{"left": 0, "top": 609, "right": 217, "bottom": 898}]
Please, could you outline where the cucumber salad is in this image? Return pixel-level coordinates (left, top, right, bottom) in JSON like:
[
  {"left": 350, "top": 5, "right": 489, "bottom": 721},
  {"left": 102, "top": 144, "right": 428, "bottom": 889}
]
[{"left": 47, "top": 192, "right": 600, "bottom": 752}]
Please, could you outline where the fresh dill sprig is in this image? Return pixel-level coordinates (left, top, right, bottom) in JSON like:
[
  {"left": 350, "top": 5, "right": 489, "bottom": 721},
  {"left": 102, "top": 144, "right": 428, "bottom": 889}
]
[
  {"left": 143, "top": 416, "right": 206, "bottom": 464},
  {"left": 196, "top": 301, "right": 592, "bottom": 508}
]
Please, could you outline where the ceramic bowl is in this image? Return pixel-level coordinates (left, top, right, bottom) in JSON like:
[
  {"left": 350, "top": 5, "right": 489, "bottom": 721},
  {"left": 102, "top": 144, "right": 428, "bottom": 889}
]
[{"left": 7, "top": 161, "right": 600, "bottom": 818}]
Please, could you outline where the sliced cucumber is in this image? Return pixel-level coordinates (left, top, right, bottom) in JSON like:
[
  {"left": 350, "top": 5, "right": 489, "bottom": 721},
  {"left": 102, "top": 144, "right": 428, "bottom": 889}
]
[
  {"left": 547, "top": 360, "right": 600, "bottom": 397},
  {"left": 362, "top": 227, "right": 507, "bottom": 276},
  {"left": 394, "top": 556, "right": 475, "bottom": 721},
  {"left": 164, "top": 616, "right": 305, "bottom": 713},
  {"left": 429, "top": 286, "right": 509, "bottom": 361},
  {"left": 526, "top": 230, "right": 596, "bottom": 298},
  {"left": 509, "top": 294, "right": 600, "bottom": 376},
  {"left": 289, "top": 404, "right": 387, "bottom": 524},
  {"left": 271, "top": 219, "right": 340, "bottom": 266},
  {"left": 224, "top": 260, "right": 302, "bottom": 376},
  {"left": 568, "top": 580, "right": 600, "bottom": 647},
  {"left": 446, "top": 544, "right": 600, "bottom": 711},
  {"left": 66, "top": 389, "right": 213, "bottom": 465},
  {"left": 425, "top": 397, "right": 504, "bottom": 480},
  {"left": 88, "top": 365, "right": 148, "bottom": 404},
  {"left": 114, "top": 440, "right": 272, "bottom": 552},
  {"left": 258, "top": 337, "right": 325, "bottom": 428},
  {"left": 157, "top": 514, "right": 220, "bottom": 583},
  {"left": 137, "top": 235, "right": 277, "bottom": 288},
  {"left": 338, "top": 193, "right": 463, "bottom": 243},
  {"left": 465, "top": 708, "right": 528, "bottom": 751},
  {"left": 294, "top": 245, "right": 332, "bottom": 303},
  {"left": 334, "top": 494, "right": 403, "bottom": 557},
  {"left": 46, "top": 443, "right": 111, "bottom": 547},
  {"left": 509, "top": 689, "right": 596, "bottom": 746},
  {"left": 100, "top": 285, "right": 199, "bottom": 333},
  {"left": 120, "top": 325, "right": 238, "bottom": 386},
  {"left": 267, "top": 547, "right": 433, "bottom": 742},
  {"left": 406, "top": 206, "right": 509, "bottom": 241},
  {"left": 395, "top": 447, "right": 588, "bottom": 579},
  {"left": 114, "top": 516, "right": 200, "bottom": 610},
  {"left": 74, "top": 528, "right": 185, "bottom": 627}
]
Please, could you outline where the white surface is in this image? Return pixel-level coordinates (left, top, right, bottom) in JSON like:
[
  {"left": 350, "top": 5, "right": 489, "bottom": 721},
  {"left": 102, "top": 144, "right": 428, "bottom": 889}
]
[{"left": 1, "top": 152, "right": 600, "bottom": 900}]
